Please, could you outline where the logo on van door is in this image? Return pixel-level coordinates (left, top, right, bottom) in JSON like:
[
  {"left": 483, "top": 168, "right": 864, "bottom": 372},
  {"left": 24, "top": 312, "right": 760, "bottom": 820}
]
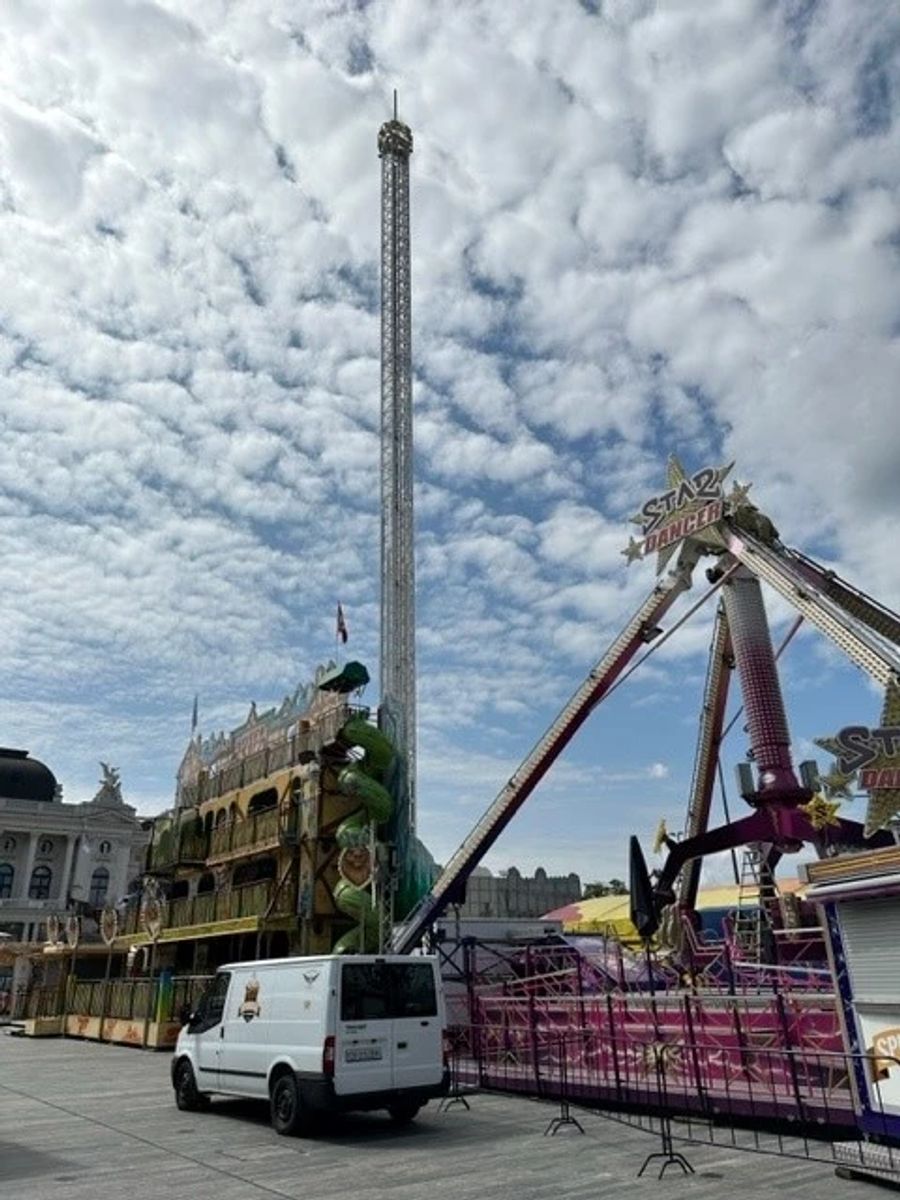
[{"left": 238, "top": 977, "right": 261, "bottom": 1022}]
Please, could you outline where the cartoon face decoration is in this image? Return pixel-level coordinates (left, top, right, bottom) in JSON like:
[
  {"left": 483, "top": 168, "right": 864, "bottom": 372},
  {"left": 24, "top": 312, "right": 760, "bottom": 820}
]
[
  {"left": 338, "top": 845, "right": 373, "bottom": 889},
  {"left": 238, "top": 977, "right": 261, "bottom": 1022}
]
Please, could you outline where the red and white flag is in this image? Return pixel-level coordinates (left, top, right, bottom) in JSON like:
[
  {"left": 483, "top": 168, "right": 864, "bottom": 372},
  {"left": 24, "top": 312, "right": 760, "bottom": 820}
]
[{"left": 336, "top": 603, "right": 348, "bottom": 644}]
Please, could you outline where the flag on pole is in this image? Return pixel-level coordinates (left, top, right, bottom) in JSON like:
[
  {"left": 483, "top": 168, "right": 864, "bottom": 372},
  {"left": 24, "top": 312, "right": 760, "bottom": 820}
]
[
  {"left": 191, "top": 694, "right": 199, "bottom": 733},
  {"left": 336, "top": 603, "right": 348, "bottom": 644}
]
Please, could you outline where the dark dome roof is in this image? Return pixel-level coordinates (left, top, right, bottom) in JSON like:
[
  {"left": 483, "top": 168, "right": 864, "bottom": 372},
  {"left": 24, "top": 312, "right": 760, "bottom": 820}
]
[{"left": 0, "top": 749, "right": 57, "bottom": 803}]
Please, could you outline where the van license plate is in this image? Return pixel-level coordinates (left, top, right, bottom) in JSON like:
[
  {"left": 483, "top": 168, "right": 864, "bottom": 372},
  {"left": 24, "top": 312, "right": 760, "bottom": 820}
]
[{"left": 345, "top": 1045, "right": 382, "bottom": 1062}]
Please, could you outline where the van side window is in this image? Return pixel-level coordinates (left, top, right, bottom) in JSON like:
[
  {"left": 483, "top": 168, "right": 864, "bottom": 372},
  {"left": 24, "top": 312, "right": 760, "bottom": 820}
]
[
  {"left": 193, "top": 972, "right": 231, "bottom": 1033},
  {"left": 391, "top": 963, "right": 437, "bottom": 1018},
  {"left": 341, "top": 964, "right": 389, "bottom": 1020}
]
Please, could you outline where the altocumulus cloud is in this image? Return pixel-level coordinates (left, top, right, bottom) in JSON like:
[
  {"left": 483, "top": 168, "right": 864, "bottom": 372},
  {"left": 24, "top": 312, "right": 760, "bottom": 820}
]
[{"left": 0, "top": 0, "right": 898, "bottom": 879}]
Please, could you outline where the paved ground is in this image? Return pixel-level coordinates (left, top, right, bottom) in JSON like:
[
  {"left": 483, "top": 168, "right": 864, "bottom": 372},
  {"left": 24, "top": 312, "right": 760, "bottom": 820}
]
[{"left": 0, "top": 1029, "right": 884, "bottom": 1199}]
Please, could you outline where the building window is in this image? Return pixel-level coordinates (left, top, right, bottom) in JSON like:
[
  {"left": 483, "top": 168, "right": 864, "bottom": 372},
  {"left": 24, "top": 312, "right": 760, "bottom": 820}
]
[
  {"left": 1, "top": 836, "right": 15, "bottom": 853},
  {"left": 29, "top": 865, "right": 52, "bottom": 900},
  {"left": 38, "top": 838, "right": 53, "bottom": 855},
  {"left": 99, "top": 840, "right": 111, "bottom": 856},
  {"left": 88, "top": 867, "right": 110, "bottom": 907},
  {"left": 0, "top": 864, "right": 13, "bottom": 899}
]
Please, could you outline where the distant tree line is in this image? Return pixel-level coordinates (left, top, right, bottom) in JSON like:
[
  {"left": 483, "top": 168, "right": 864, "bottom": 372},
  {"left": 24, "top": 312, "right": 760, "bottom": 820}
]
[{"left": 582, "top": 878, "right": 627, "bottom": 899}]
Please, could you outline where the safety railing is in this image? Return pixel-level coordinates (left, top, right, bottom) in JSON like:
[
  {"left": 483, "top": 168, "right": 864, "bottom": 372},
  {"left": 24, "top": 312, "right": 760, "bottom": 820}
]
[
  {"left": 118, "top": 879, "right": 289, "bottom": 938},
  {"left": 208, "top": 806, "right": 285, "bottom": 860},
  {"left": 11, "top": 974, "right": 216, "bottom": 1040},
  {"left": 149, "top": 830, "right": 209, "bottom": 871}
]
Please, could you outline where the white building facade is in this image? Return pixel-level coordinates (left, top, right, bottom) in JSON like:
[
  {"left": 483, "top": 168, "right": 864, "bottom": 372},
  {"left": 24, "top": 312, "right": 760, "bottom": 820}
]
[{"left": 0, "top": 751, "right": 146, "bottom": 942}]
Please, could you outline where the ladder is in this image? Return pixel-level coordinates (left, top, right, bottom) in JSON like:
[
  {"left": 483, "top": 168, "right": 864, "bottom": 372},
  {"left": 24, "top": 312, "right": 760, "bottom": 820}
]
[{"left": 731, "top": 844, "right": 778, "bottom": 963}]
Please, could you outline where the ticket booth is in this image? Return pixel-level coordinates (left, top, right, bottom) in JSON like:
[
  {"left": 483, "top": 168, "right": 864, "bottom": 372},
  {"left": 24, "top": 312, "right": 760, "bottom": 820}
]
[{"left": 804, "top": 846, "right": 900, "bottom": 1145}]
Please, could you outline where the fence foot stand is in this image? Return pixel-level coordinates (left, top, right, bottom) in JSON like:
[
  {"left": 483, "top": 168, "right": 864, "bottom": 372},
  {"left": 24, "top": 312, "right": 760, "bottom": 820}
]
[
  {"left": 544, "top": 1101, "right": 584, "bottom": 1136},
  {"left": 637, "top": 1116, "right": 693, "bottom": 1179},
  {"left": 438, "top": 1093, "right": 471, "bottom": 1113},
  {"left": 637, "top": 1150, "right": 694, "bottom": 1179}
]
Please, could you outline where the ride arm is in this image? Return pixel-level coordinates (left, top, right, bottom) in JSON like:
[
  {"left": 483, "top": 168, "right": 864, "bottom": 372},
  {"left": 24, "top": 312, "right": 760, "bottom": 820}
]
[
  {"left": 785, "top": 547, "right": 900, "bottom": 648},
  {"left": 389, "top": 546, "right": 701, "bottom": 954},
  {"left": 677, "top": 601, "right": 733, "bottom": 911},
  {"left": 725, "top": 526, "right": 900, "bottom": 687}
]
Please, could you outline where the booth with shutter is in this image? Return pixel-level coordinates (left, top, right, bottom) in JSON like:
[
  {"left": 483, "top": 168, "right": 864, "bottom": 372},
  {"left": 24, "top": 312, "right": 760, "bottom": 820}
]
[{"left": 805, "top": 846, "right": 900, "bottom": 1143}]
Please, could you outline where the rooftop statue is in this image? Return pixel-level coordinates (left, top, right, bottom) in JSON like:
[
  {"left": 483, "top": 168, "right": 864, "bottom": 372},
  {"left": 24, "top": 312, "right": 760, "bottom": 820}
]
[{"left": 92, "top": 762, "right": 124, "bottom": 806}]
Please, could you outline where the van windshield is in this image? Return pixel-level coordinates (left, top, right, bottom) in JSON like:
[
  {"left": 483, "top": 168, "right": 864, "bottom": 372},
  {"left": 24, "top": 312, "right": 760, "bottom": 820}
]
[{"left": 340, "top": 962, "right": 437, "bottom": 1021}]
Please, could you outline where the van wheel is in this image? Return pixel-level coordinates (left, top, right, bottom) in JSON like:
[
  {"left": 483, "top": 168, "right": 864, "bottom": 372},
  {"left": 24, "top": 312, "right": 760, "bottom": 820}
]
[
  {"left": 174, "top": 1061, "right": 209, "bottom": 1112},
  {"left": 270, "top": 1073, "right": 304, "bottom": 1136},
  {"left": 388, "top": 1101, "right": 421, "bottom": 1125}
]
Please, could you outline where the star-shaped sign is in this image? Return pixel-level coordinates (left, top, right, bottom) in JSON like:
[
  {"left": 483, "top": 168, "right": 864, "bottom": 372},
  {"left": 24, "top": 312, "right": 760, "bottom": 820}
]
[
  {"left": 624, "top": 455, "right": 734, "bottom": 573},
  {"left": 816, "top": 681, "right": 900, "bottom": 837},
  {"left": 814, "top": 733, "right": 843, "bottom": 760},
  {"left": 864, "top": 680, "right": 900, "bottom": 836}
]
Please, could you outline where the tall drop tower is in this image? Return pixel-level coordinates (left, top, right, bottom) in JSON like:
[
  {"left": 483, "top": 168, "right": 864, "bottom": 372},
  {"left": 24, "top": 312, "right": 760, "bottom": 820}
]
[{"left": 378, "top": 97, "right": 416, "bottom": 911}]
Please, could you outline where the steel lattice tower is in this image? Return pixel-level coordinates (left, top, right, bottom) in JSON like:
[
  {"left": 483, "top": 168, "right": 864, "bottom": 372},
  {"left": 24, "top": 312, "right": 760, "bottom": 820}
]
[{"left": 378, "top": 101, "right": 416, "bottom": 852}]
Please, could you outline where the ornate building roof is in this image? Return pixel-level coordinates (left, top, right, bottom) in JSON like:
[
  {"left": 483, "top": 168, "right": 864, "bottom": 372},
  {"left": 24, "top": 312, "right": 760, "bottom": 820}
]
[{"left": 0, "top": 749, "right": 57, "bottom": 803}]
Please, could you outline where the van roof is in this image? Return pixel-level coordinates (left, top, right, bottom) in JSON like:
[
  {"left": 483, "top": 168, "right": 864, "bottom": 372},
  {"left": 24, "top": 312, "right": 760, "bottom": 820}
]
[{"left": 216, "top": 954, "right": 437, "bottom": 972}]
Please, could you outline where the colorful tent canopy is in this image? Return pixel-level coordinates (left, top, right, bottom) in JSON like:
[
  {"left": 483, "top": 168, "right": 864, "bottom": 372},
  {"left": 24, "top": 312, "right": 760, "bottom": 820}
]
[{"left": 543, "top": 878, "right": 806, "bottom": 940}]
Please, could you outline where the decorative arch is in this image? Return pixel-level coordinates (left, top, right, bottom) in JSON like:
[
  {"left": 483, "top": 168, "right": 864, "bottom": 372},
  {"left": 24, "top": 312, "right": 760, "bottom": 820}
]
[
  {"left": 88, "top": 866, "right": 110, "bottom": 907},
  {"left": 248, "top": 788, "right": 277, "bottom": 816},
  {"left": 28, "top": 865, "right": 52, "bottom": 900}
]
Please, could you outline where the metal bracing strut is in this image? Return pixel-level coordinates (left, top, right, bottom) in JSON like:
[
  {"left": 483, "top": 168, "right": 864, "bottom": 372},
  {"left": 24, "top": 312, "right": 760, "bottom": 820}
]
[
  {"left": 390, "top": 546, "right": 710, "bottom": 954},
  {"left": 677, "top": 602, "right": 733, "bottom": 912}
]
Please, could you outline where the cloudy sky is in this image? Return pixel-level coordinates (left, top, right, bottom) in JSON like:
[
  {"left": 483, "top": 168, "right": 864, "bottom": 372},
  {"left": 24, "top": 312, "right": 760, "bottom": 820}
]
[{"left": 2, "top": 0, "right": 899, "bottom": 885}]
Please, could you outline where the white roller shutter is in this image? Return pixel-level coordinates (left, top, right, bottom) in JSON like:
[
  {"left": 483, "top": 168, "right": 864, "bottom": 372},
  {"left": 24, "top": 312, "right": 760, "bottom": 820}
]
[{"left": 840, "top": 899, "right": 900, "bottom": 1003}]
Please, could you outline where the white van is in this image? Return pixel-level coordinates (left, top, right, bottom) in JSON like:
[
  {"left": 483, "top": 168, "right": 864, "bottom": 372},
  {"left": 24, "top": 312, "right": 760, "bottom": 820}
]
[{"left": 171, "top": 955, "right": 449, "bottom": 1135}]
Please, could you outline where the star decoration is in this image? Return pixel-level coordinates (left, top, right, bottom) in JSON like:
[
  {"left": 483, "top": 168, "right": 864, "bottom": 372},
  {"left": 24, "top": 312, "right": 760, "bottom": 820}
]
[
  {"left": 725, "top": 480, "right": 753, "bottom": 511},
  {"left": 814, "top": 733, "right": 843, "bottom": 759},
  {"left": 622, "top": 536, "right": 644, "bottom": 564},
  {"left": 652, "top": 818, "right": 670, "bottom": 854},
  {"left": 819, "top": 767, "right": 856, "bottom": 801},
  {"left": 799, "top": 794, "right": 842, "bottom": 830},
  {"left": 864, "top": 680, "right": 900, "bottom": 836}
]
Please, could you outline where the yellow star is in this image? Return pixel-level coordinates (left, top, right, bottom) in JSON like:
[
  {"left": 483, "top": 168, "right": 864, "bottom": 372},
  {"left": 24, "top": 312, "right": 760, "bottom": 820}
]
[
  {"left": 652, "top": 818, "right": 670, "bottom": 854},
  {"left": 799, "top": 794, "right": 841, "bottom": 830},
  {"left": 622, "top": 536, "right": 644, "bottom": 565}
]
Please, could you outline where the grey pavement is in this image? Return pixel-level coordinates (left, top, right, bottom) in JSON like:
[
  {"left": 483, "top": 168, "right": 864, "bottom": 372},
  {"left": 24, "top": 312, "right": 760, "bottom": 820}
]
[{"left": 0, "top": 1029, "right": 881, "bottom": 1199}]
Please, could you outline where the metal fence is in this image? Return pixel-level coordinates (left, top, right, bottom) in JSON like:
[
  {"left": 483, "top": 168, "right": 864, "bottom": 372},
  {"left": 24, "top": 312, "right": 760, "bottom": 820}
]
[
  {"left": 8, "top": 974, "right": 214, "bottom": 1027},
  {"left": 446, "top": 1022, "right": 900, "bottom": 1179}
]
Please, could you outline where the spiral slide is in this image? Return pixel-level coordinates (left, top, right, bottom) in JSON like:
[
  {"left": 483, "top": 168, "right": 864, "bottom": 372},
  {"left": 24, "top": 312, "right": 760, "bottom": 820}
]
[{"left": 332, "top": 717, "right": 394, "bottom": 953}]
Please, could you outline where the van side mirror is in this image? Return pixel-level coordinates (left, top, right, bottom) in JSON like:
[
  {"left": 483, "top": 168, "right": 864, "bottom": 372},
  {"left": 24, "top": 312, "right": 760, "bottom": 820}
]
[{"left": 178, "top": 1004, "right": 195, "bottom": 1027}]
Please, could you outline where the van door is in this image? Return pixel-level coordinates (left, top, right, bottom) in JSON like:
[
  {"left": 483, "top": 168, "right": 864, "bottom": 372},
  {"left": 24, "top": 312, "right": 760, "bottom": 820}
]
[
  {"left": 192, "top": 971, "right": 231, "bottom": 1091},
  {"left": 218, "top": 970, "right": 269, "bottom": 1098},
  {"left": 389, "top": 961, "right": 443, "bottom": 1092},
  {"left": 336, "top": 962, "right": 393, "bottom": 1096}
]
